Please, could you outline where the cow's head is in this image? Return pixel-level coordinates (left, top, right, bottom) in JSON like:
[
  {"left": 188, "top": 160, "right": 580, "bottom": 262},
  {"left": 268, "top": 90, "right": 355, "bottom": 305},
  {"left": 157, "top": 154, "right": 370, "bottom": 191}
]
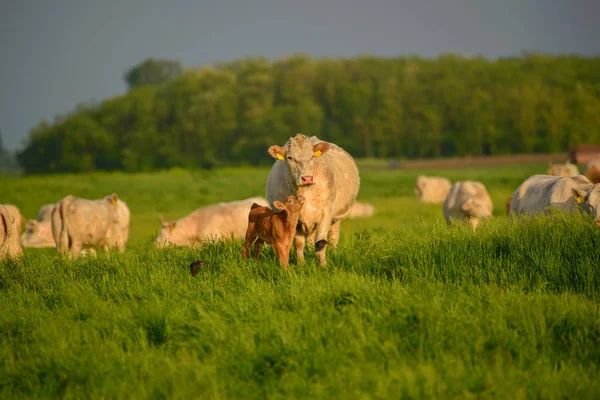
[
  {"left": 461, "top": 197, "right": 492, "bottom": 219},
  {"left": 155, "top": 216, "right": 177, "bottom": 246},
  {"left": 269, "top": 134, "right": 330, "bottom": 187},
  {"left": 572, "top": 184, "right": 600, "bottom": 226}
]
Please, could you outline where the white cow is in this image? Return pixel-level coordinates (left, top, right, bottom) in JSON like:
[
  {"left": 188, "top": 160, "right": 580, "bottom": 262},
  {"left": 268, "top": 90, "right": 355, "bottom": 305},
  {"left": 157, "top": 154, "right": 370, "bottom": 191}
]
[
  {"left": 155, "top": 197, "right": 270, "bottom": 247},
  {"left": 443, "top": 181, "right": 493, "bottom": 230},
  {"left": 509, "top": 174, "right": 600, "bottom": 226},
  {"left": 266, "top": 134, "right": 360, "bottom": 266},
  {"left": 52, "top": 193, "right": 130, "bottom": 258}
]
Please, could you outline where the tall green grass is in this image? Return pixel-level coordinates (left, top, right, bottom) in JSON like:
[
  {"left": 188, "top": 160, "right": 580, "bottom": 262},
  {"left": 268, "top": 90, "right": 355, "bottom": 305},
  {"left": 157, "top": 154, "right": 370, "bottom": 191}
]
[{"left": 1, "top": 164, "right": 599, "bottom": 399}]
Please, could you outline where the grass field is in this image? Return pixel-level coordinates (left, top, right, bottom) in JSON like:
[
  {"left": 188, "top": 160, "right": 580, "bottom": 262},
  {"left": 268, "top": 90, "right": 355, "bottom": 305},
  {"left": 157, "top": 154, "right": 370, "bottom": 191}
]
[{"left": 1, "top": 163, "right": 600, "bottom": 399}]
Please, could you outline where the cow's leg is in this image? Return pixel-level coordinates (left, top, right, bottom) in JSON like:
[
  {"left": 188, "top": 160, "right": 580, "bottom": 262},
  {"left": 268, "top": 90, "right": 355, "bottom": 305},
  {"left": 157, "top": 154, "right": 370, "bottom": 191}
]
[
  {"left": 469, "top": 217, "right": 479, "bottom": 231},
  {"left": 253, "top": 239, "right": 264, "bottom": 260},
  {"left": 327, "top": 219, "right": 341, "bottom": 248},
  {"left": 314, "top": 217, "right": 333, "bottom": 266},
  {"left": 70, "top": 241, "right": 83, "bottom": 259},
  {"left": 294, "top": 232, "right": 306, "bottom": 264}
]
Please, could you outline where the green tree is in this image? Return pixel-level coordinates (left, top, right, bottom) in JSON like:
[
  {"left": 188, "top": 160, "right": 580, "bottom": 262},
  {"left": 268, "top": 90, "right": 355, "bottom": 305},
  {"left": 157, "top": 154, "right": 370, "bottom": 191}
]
[{"left": 125, "top": 58, "right": 183, "bottom": 90}]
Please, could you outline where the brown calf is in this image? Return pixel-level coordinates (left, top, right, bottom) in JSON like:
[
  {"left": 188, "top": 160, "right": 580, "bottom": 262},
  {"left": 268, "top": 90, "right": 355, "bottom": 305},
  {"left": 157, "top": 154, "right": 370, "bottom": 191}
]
[{"left": 242, "top": 195, "right": 305, "bottom": 270}]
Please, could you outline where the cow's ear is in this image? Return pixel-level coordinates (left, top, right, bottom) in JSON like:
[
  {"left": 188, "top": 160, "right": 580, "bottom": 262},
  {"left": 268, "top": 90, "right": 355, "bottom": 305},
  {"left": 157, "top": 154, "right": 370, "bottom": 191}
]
[
  {"left": 461, "top": 198, "right": 474, "bottom": 211},
  {"left": 313, "top": 142, "right": 330, "bottom": 157},
  {"left": 572, "top": 188, "right": 587, "bottom": 204},
  {"left": 169, "top": 222, "right": 177, "bottom": 232},
  {"left": 273, "top": 201, "right": 286, "bottom": 211},
  {"left": 268, "top": 146, "right": 286, "bottom": 160}
]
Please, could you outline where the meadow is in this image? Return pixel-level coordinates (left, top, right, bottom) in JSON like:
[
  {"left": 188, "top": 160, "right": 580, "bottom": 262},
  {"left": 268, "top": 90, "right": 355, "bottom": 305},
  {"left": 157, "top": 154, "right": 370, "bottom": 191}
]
[{"left": 1, "top": 162, "right": 599, "bottom": 399}]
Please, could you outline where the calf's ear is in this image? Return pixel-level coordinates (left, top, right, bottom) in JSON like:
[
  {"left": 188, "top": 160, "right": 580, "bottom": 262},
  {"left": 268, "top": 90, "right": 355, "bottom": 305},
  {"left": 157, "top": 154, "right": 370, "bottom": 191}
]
[
  {"left": 571, "top": 188, "right": 587, "bottom": 204},
  {"left": 268, "top": 146, "right": 286, "bottom": 160},
  {"left": 273, "top": 201, "right": 286, "bottom": 211},
  {"left": 313, "top": 142, "right": 330, "bottom": 157}
]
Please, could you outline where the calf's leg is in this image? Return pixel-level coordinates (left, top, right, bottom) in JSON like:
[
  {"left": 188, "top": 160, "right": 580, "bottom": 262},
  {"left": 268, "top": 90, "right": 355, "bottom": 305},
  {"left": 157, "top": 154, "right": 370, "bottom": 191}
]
[
  {"left": 253, "top": 238, "right": 264, "bottom": 260},
  {"left": 273, "top": 242, "right": 290, "bottom": 271}
]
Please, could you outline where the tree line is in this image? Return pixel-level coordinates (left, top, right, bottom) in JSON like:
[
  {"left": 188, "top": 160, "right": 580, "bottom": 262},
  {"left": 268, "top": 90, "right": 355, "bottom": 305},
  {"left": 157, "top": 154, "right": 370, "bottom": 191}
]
[{"left": 17, "top": 53, "right": 600, "bottom": 174}]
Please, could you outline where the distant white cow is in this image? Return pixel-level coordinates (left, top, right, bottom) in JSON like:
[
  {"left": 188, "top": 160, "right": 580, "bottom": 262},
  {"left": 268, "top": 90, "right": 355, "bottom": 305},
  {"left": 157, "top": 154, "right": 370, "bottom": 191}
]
[
  {"left": 52, "top": 193, "right": 130, "bottom": 258},
  {"left": 443, "top": 180, "right": 493, "bottom": 230},
  {"left": 155, "top": 197, "right": 270, "bottom": 247},
  {"left": 509, "top": 174, "right": 600, "bottom": 226},
  {"left": 348, "top": 202, "right": 375, "bottom": 219},
  {"left": 583, "top": 160, "right": 600, "bottom": 184},
  {"left": 547, "top": 161, "right": 579, "bottom": 177},
  {"left": 415, "top": 176, "right": 452, "bottom": 204}
]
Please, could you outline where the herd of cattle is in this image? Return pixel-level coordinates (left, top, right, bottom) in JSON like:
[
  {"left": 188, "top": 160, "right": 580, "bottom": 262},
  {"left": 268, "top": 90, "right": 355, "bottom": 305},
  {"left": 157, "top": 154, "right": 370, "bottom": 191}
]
[
  {"left": 414, "top": 159, "right": 600, "bottom": 229},
  {"left": 2, "top": 135, "right": 600, "bottom": 266}
]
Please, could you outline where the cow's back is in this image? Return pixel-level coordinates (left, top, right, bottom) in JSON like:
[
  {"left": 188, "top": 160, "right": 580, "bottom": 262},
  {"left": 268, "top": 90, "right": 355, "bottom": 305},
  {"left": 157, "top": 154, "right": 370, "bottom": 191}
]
[{"left": 205, "top": 197, "right": 269, "bottom": 240}]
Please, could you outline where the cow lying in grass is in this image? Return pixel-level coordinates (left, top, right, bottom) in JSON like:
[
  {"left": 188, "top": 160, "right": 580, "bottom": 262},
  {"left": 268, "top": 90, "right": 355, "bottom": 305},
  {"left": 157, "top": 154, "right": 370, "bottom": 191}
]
[{"left": 242, "top": 195, "right": 305, "bottom": 270}]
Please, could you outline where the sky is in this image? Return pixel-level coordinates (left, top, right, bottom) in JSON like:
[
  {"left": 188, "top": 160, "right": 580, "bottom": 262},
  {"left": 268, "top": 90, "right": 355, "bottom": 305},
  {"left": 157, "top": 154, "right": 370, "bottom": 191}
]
[{"left": 1, "top": 0, "right": 599, "bottom": 151}]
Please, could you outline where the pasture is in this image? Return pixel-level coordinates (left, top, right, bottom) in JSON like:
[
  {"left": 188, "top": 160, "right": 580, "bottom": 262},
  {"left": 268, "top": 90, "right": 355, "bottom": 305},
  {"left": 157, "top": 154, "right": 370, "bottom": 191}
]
[{"left": 1, "top": 163, "right": 600, "bottom": 399}]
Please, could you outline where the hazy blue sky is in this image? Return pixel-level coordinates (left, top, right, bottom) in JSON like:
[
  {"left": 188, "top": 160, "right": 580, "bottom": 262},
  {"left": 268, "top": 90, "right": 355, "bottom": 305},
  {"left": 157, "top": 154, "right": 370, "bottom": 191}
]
[{"left": 1, "top": 0, "right": 599, "bottom": 151}]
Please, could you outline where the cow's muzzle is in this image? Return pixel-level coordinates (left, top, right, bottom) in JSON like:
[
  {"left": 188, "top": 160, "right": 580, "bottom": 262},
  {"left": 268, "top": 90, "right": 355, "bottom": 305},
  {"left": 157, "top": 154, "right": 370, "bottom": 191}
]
[{"left": 300, "top": 175, "right": 314, "bottom": 185}]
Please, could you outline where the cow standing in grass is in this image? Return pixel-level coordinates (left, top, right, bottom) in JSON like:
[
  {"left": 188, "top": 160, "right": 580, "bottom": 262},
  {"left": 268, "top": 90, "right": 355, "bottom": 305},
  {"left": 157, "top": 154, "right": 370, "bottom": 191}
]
[
  {"left": 51, "top": 193, "right": 130, "bottom": 258},
  {"left": 266, "top": 134, "right": 360, "bottom": 266},
  {"left": 443, "top": 180, "right": 493, "bottom": 230}
]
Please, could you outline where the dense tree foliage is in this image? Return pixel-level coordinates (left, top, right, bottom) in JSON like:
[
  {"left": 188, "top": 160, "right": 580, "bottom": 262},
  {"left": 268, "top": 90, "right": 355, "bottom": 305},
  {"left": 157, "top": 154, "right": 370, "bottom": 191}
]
[
  {"left": 124, "top": 58, "right": 183, "bottom": 90},
  {"left": 18, "top": 53, "right": 600, "bottom": 173}
]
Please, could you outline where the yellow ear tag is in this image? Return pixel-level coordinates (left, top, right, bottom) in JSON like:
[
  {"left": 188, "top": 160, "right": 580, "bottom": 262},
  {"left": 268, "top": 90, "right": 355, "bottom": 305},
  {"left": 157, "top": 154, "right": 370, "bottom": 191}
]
[
  {"left": 576, "top": 196, "right": 584, "bottom": 204},
  {"left": 314, "top": 150, "right": 322, "bottom": 157},
  {"left": 276, "top": 153, "right": 285, "bottom": 160},
  {"left": 111, "top": 196, "right": 117, "bottom": 205}
]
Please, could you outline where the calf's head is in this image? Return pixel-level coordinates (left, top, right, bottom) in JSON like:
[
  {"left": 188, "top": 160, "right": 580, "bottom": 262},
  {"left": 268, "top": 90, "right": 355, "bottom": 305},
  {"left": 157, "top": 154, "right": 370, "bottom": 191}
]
[
  {"left": 572, "top": 184, "right": 600, "bottom": 226},
  {"left": 269, "top": 135, "right": 330, "bottom": 187},
  {"left": 273, "top": 195, "right": 305, "bottom": 214}
]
